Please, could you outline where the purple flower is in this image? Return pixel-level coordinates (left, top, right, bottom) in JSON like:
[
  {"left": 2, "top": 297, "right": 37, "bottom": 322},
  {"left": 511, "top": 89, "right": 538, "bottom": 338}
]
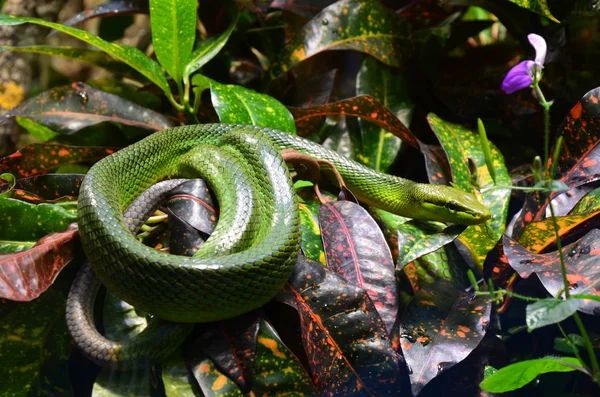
[{"left": 501, "top": 34, "right": 547, "bottom": 94}]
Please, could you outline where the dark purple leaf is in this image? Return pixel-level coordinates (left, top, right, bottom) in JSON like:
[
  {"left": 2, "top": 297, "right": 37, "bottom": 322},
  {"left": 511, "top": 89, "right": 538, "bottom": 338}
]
[
  {"left": 0, "top": 174, "right": 83, "bottom": 202},
  {"left": 319, "top": 200, "right": 398, "bottom": 337},
  {"left": 57, "top": 0, "right": 149, "bottom": 30},
  {"left": 399, "top": 280, "right": 491, "bottom": 395}
]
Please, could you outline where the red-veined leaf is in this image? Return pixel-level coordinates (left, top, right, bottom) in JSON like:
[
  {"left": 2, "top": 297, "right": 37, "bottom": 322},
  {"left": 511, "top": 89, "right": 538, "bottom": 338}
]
[
  {"left": 0, "top": 223, "right": 79, "bottom": 301},
  {"left": 319, "top": 200, "right": 398, "bottom": 337},
  {"left": 1, "top": 82, "right": 173, "bottom": 134}
]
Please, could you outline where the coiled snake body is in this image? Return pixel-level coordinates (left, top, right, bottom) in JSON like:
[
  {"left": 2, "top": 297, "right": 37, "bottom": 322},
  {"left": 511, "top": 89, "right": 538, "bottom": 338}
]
[{"left": 67, "top": 124, "right": 490, "bottom": 367}]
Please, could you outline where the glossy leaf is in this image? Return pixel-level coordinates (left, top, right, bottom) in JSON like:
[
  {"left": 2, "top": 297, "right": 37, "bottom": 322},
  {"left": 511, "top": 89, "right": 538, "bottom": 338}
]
[
  {"left": 2, "top": 82, "right": 172, "bottom": 134},
  {"left": 480, "top": 357, "right": 582, "bottom": 393},
  {"left": 297, "top": 187, "right": 326, "bottom": 265},
  {"left": 319, "top": 200, "right": 398, "bottom": 336},
  {"left": 252, "top": 319, "right": 316, "bottom": 396},
  {"left": 0, "top": 174, "right": 83, "bottom": 203},
  {"left": 194, "top": 313, "right": 260, "bottom": 393},
  {"left": 211, "top": 82, "right": 296, "bottom": 133},
  {"left": 571, "top": 187, "right": 600, "bottom": 215},
  {"left": 15, "top": 116, "right": 59, "bottom": 142},
  {"left": 518, "top": 210, "right": 600, "bottom": 254},
  {"left": 59, "top": 0, "right": 149, "bottom": 28},
  {"left": 399, "top": 280, "right": 491, "bottom": 395},
  {"left": 161, "top": 352, "right": 200, "bottom": 396},
  {"left": 0, "top": 14, "right": 170, "bottom": 95},
  {"left": 507, "top": 0, "right": 559, "bottom": 22},
  {"left": 526, "top": 299, "right": 580, "bottom": 331},
  {"left": 0, "top": 46, "right": 145, "bottom": 81},
  {"left": 289, "top": 95, "right": 418, "bottom": 148},
  {"left": 0, "top": 268, "right": 73, "bottom": 396},
  {"left": 184, "top": 10, "right": 238, "bottom": 79},
  {"left": 355, "top": 56, "right": 413, "bottom": 172},
  {"left": 0, "top": 144, "right": 114, "bottom": 178},
  {"left": 503, "top": 230, "right": 600, "bottom": 315},
  {"left": 427, "top": 113, "right": 510, "bottom": 269},
  {"left": 272, "top": 0, "right": 411, "bottom": 76},
  {"left": 277, "top": 255, "right": 405, "bottom": 395},
  {"left": 0, "top": 223, "right": 78, "bottom": 301},
  {"left": 192, "top": 352, "right": 245, "bottom": 396},
  {"left": 150, "top": 0, "right": 197, "bottom": 82}
]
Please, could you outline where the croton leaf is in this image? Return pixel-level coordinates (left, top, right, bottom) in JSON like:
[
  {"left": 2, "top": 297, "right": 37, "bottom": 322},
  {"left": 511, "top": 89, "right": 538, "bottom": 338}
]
[
  {"left": 0, "top": 266, "right": 74, "bottom": 396},
  {"left": 1, "top": 82, "right": 173, "bottom": 134},
  {"left": 0, "top": 174, "right": 83, "bottom": 203},
  {"left": 355, "top": 56, "right": 414, "bottom": 172},
  {"left": 0, "top": 223, "right": 78, "bottom": 300},
  {"left": 503, "top": 230, "right": 600, "bottom": 315},
  {"left": 272, "top": 0, "right": 412, "bottom": 76},
  {"left": 210, "top": 81, "right": 296, "bottom": 133},
  {"left": 289, "top": 95, "right": 418, "bottom": 147},
  {"left": 296, "top": 187, "right": 327, "bottom": 265},
  {"left": 399, "top": 279, "right": 491, "bottom": 395},
  {"left": 0, "top": 144, "right": 114, "bottom": 178},
  {"left": 58, "top": 0, "right": 149, "bottom": 28},
  {"left": 0, "top": 46, "right": 146, "bottom": 82},
  {"left": 319, "top": 200, "right": 398, "bottom": 336},
  {"left": 277, "top": 255, "right": 405, "bottom": 395},
  {"left": 0, "top": 14, "right": 170, "bottom": 95},
  {"left": 507, "top": 0, "right": 559, "bottom": 23},
  {"left": 427, "top": 113, "right": 511, "bottom": 269},
  {"left": 194, "top": 313, "right": 260, "bottom": 393}
]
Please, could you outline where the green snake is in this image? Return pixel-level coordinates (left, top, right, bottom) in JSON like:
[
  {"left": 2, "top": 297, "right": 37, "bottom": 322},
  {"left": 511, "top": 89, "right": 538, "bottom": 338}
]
[{"left": 66, "top": 124, "right": 490, "bottom": 368}]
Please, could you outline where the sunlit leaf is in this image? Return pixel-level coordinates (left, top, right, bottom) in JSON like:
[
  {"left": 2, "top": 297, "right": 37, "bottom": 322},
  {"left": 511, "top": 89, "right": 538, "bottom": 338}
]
[
  {"left": 526, "top": 299, "right": 579, "bottom": 331},
  {"left": 507, "top": 0, "right": 559, "bottom": 22}
]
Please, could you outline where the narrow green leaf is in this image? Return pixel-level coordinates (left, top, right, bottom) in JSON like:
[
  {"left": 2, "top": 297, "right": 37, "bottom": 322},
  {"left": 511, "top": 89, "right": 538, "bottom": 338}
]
[
  {"left": 210, "top": 82, "right": 296, "bottom": 133},
  {"left": 0, "top": 14, "right": 170, "bottom": 94},
  {"left": 184, "top": 10, "right": 239, "bottom": 79},
  {"left": 149, "top": 0, "right": 197, "bottom": 83},
  {"left": 480, "top": 357, "right": 583, "bottom": 393},
  {"left": 507, "top": 0, "right": 560, "bottom": 22},
  {"left": 526, "top": 299, "right": 579, "bottom": 331},
  {"left": 15, "top": 117, "right": 59, "bottom": 141}
]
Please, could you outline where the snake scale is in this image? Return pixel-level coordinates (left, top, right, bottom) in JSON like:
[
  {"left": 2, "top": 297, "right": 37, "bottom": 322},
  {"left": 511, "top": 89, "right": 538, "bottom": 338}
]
[{"left": 67, "top": 124, "right": 490, "bottom": 367}]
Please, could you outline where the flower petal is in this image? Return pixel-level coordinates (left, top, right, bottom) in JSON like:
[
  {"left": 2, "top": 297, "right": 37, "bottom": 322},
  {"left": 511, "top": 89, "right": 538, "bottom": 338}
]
[
  {"left": 528, "top": 33, "right": 546, "bottom": 66},
  {"left": 501, "top": 60, "right": 534, "bottom": 94}
]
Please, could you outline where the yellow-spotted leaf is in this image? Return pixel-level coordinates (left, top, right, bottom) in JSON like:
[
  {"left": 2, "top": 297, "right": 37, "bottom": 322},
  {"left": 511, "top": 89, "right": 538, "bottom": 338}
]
[
  {"left": 507, "top": 0, "right": 559, "bottom": 23},
  {"left": 272, "top": 0, "right": 411, "bottom": 76},
  {"left": 427, "top": 113, "right": 511, "bottom": 269}
]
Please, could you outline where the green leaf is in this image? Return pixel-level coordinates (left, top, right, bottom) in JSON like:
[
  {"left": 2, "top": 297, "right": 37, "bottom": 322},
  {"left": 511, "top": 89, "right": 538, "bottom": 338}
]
[
  {"left": 507, "top": 0, "right": 559, "bottom": 22},
  {"left": 480, "top": 357, "right": 583, "bottom": 393},
  {"left": 427, "top": 113, "right": 511, "bottom": 269},
  {"left": 0, "top": 14, "right": 170, "bottom": 95},
  {"left": 296, "top": 187, "right": 327, "bottom": 265},
  {"left": 0, "top": 266, "right": 74, "bottom": 396},
  {"left": 526, "top": 299, "right": 579, "bottom": 331},
  {"left": 149, "top": 0, "right": 197, "bottom": 83},
  {"left": 210, "top": 82, "right": 296, "bottom": 133},
  {"left": 184, "top": 9, "right": 239, "bottom": 79},
  {"left": 272, "top": 0, "right": 412, "bottom": 76},
  {"left": 355, "top": 56, "right": 413, "bottom": 172},
  {"left": 0, "top": 198, "right": 76, "bottom": 241},
  {"left": 15, "top": 117, "right": 59, "bottom": 142},
  {"left": 0, "top": 45, "right": 146, "bottom": 82}
]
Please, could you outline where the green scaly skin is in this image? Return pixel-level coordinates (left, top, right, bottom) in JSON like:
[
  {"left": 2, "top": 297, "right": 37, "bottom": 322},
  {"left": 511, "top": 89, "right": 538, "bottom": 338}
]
[{"left": 70, "top": 124, "right": 490, "bottom": 367}]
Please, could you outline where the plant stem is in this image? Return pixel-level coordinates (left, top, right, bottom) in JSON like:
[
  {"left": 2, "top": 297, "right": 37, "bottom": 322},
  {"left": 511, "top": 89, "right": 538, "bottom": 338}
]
[
  {"left": 572, "top": 311, "right": 600, "bottom": 376},
  {"left": 533, "top": 83, "right": 551, "bottom": 178}
]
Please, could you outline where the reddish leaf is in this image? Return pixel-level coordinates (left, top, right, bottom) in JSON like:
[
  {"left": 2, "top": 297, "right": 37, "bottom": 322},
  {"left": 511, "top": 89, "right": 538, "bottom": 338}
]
[
  {"left": 399, "top": 280, "right": 491, "bottom": 395},
  {"left": 289, "top": 95, "right": 418, "bottom": 148},
  {"left": 1, "top": 82, "right": 173, "bottom": 134},
  {"left": 503, "top": 231, "right": 600, "bottom": 315},
  {"left": 193, "top": 313, "right": 261, "bottom": 393},
  {"left": 558, "top": 86, "right": 600, "bottom": 169},
  {"left": 319, "top": 200, "right": 398, "bottom": 336},
  {"left": 0, "top": 223, "right": 79, "bottom": 301},
  {"left": 277, "top": 255, "right": 406, "bottom": 396},
  {"left": 0, "top": 144, "right": 115, "bottom": 178},
  {"left": 0, "top": 174, "right": 83, "bottom": 203},
  {"left": 57, "top": 0, "right": 149, "bottom": 29}
]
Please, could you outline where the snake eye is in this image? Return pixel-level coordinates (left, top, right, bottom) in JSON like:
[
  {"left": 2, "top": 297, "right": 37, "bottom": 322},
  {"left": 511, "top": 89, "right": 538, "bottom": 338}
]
[{"left": 445, "top": 201, "right": 460, "bottom": 211}]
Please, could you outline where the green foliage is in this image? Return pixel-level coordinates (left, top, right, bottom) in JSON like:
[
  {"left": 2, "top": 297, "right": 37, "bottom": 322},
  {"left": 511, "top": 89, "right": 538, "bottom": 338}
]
[{"left": 0, "top": 0, "right": 599, "bottom": 396}]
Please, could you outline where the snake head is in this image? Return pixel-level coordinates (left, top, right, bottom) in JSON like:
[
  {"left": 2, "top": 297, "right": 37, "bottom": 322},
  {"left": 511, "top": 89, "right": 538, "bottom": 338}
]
[{"left": 412, "top": 183, "right": 491, "bottom": 225}]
